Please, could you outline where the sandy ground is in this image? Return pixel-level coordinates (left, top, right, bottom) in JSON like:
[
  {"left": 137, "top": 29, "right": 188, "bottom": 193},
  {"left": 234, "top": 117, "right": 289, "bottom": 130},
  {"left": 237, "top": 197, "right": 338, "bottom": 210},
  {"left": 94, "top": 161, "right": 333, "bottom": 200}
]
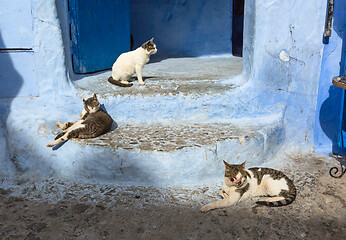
[{"left": 0, "top": 154, "right": 345, "bottom": 240}]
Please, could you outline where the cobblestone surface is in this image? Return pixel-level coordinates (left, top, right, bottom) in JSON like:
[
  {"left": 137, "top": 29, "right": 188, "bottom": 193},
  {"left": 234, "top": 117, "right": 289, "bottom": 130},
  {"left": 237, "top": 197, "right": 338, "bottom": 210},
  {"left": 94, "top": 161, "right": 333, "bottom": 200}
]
[
  {"left": 79, "top": 123, "right": 256, "bottom": 151},
  {"left": 0, "top": 154, "right": 345, "bottom": 239}
]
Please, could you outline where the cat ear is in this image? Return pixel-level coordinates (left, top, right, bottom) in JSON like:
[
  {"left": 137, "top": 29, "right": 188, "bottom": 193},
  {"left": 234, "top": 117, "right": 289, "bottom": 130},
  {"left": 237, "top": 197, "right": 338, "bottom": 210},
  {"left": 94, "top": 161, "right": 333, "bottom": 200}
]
[
  {"left": 83, "top": 98, "right": 85, "bottom": 103},
  {"left": 150, "top": 37, "right": 154, "bottom": 42},
  {"left": 223, "top": 160, "right": 229, "bottom": 166},
  {"left": 240, "top": 161, "right": 246, "bottom": 169},
  {"left": 93, "top": 93, "right": 97, "bottom": 100}
]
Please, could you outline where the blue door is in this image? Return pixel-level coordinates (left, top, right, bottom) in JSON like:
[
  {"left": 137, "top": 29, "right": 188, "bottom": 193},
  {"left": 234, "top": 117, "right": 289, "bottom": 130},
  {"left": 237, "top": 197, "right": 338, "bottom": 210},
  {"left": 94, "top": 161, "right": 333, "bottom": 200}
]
[
  {"left": 69, "top": 0, "right": 130, "bottom": 73},
  {"left": 336, "top": 48, "right": 346, "bottom": 150}
]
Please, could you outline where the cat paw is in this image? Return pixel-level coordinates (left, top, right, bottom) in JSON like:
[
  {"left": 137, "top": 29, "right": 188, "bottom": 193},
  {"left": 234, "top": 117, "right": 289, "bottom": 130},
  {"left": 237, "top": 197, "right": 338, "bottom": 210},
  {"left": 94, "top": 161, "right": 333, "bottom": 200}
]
[
  {"left": 200, "top": 205, "right": 210, "bottom": 213},
  {"left": 46, "top": 143, "right": 54, "bottom": 147},
  {"left": 56, "top": 122, "right": 63, "bottom": 128}
]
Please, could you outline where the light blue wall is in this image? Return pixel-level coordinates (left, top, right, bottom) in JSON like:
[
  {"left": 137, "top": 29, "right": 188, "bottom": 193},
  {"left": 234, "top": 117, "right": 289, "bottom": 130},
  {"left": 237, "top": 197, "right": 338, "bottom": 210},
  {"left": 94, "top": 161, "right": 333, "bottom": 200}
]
[
  {"left": 314, "top": 0, "right": 346, "bottom": 154},
  {"left": 0, "top": 0, "right": 37, "bottom": 97},
  {"left": 0, "top": 0, "right": 72, "bottom": 98},
  {"left": 130, "top": 0, "right": 232, "bottom": 60}
]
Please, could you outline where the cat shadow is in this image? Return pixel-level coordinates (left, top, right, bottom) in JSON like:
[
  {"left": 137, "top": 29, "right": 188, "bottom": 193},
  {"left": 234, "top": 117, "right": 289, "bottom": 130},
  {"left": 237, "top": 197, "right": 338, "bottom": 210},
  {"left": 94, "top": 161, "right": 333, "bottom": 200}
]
[
  {"left": 110, "top": 121, "right": 118, "bottom": 131},
  {"left": 100, "top": 104, "right": 118, "bottom": 131},
  {"left": 52, "top": 141, "right": 66, "bottom": 151}
]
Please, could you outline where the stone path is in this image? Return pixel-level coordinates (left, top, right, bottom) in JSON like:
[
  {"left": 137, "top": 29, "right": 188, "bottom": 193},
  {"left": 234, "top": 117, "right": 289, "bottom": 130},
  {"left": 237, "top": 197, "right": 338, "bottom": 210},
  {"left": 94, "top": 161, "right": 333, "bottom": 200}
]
[{"left": 0, "top": 154, "right": 345, "bottom": 239}]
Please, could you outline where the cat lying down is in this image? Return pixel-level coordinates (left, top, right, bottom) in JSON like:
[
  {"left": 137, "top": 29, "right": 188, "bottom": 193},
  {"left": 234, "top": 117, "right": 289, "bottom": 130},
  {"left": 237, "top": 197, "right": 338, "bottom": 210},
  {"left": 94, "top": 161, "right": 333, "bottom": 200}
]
[
  {"left": 46, "top": 94, "right": 113, "bottom": 147},
  {"left": 108, "top": 38, "right": 157, "bottom": 87},
  {"left": 201, "top": 161, "right": 296, "bottom": 212}
]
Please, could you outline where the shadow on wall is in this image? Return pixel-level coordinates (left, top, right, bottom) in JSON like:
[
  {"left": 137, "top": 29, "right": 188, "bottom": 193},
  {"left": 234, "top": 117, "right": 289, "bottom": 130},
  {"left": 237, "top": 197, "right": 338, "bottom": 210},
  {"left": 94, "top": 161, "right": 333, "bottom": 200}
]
[
  {"left": 0, "top": 31, "right": 24, "bottom": 173},
  {"left": 130, "top": 0, "right": 232, "bottom": 61},
  {"left": 319, "top": 1, "right": 346, "bottom": 155}
]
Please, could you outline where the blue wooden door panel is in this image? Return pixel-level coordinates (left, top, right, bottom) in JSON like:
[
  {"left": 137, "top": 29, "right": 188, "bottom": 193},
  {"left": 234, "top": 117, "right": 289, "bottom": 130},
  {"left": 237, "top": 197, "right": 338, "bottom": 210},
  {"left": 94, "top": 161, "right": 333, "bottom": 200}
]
[
  {"left": 70, "top": 0, "right": 130, "bottom": 73},
  {"left": 0, "top": 0, "right": 34, "bottom": 49}
]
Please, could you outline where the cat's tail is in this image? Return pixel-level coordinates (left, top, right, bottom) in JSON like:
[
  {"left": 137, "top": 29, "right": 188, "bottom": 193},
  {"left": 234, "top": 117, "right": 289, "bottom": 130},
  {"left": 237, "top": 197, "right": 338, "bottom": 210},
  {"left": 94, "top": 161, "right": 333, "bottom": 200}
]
[
  {"left": 108, "top": 76, "right": 133, "bottom": 87},
  {"left": 256, "top": 184, "right": 297, "bottom": 207}
]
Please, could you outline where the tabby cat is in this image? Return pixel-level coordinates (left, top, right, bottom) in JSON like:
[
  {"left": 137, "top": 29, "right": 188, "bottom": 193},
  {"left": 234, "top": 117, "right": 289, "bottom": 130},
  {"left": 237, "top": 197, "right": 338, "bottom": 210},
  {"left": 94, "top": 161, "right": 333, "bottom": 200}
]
[
  {"left": 201, "top": 161, "right": 296, "bottom": 212},
  {"left": 46, "top": 94, "right": 113, "bottom": 147},
  {"left": 108, "top": 38, "right": 157, "bottom": 87}
]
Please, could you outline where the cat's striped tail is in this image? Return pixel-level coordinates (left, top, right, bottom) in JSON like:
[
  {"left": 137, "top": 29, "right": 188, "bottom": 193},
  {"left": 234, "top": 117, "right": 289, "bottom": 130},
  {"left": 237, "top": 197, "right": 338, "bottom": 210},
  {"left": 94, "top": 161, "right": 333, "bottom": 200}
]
[{"left": 256, "top": 184, "right": 297, "bottom": 207}]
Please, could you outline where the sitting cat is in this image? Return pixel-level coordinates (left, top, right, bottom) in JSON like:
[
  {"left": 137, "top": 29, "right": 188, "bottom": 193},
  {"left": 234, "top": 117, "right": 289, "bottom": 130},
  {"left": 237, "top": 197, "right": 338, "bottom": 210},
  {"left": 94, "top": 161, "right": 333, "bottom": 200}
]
[
  {"left": 201, "top": 161, "right": 296, "bottom": 212},
  {"left": 108, "top": 38, "right": 157, "bottom": 87},
  {"left": 46, "top": 94, "right": 113, "bottom": 147}
]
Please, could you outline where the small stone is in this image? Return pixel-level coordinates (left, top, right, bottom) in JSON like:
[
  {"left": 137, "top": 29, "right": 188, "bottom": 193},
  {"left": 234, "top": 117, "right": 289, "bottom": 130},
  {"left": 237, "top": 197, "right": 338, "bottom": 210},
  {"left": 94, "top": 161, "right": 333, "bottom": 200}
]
[
  {"left": 25, "top": 232, "right": 41, "bottom": 240},
  {"left": 72, "top": 203, "right": 90, "bottom": 214},
  {"left": 95, "top": 204, "right": 106, "bottom": 210},
  {"left": 5, "top": 196, "right": 24, "bottom": 204},
  {"left": 0, "top": 188, "right": 12, "bottom": 195},
  {"left": 28, "top": 222, "right": 47, "bottom": 232}
]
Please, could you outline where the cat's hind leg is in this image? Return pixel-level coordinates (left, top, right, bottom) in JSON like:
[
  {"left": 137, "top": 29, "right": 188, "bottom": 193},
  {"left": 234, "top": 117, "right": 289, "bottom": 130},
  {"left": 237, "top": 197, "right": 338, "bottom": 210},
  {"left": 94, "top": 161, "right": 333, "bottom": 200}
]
[
  {"left": 47, "top": 128, "right": 83, "bottom": 147},
  {"left": 47, "top": 121, "right": 85, "bottom": 147},
  {"left": 47, "top": 131, "right": 70, "bottom": 147}
]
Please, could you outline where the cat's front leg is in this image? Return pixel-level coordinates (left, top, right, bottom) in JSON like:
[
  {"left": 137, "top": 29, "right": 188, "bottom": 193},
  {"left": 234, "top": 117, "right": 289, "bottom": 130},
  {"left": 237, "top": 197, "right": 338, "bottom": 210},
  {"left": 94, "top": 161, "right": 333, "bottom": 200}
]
[
  {"left": 201, "top": 192, "right": 241, "bottom": 212},
  {"left": 220, "top": 189, "right": 229, "bottom": 199},
  {"left": 56, "top": 122, "right": 75, "bottom": 130},
  {"left": 135, "top": 65, "right": 144, "bottom": 85}
]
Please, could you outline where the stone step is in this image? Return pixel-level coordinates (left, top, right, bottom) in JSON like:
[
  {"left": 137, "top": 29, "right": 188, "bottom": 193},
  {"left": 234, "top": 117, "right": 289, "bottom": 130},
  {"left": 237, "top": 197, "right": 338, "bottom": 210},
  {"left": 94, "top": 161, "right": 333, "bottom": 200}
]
[
  {"left": 79, "top": 123, "right": 258, "bottom": 152},
  {"left": 73, "top": 56, "right": 242, "bottom": 96},
  {"left": 2, "top": 55, "right": 285, "bottom": 186},
  {"left": 5, "top": 114, "right": 284, "bottom": 186}
]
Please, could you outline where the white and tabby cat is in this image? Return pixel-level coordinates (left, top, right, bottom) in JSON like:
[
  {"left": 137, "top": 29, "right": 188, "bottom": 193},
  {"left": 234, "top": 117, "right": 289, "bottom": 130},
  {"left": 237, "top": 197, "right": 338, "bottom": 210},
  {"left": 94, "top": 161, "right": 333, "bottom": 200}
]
[
  {"left": 108, "top": 38, "right": 157, "bottom": 87},
  {"left": 201, "top": 161, "right": 296, "bottom": 212},
  {"left": 46, "top": 94, "right": 113, "bottom": 147}
]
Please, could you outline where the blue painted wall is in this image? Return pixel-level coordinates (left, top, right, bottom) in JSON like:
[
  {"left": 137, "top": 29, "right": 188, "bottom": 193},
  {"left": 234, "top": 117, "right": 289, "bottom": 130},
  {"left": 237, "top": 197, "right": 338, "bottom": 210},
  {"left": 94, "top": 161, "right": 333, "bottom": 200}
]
[
  {"left": 130, "top": 0, "right": 232, "bottom": 60},
  {"left": 0, "top": 0, "right": 37, "bottom": 97},
  {"left": 314, "top": 0, "right": 346, "bottom": 154}
]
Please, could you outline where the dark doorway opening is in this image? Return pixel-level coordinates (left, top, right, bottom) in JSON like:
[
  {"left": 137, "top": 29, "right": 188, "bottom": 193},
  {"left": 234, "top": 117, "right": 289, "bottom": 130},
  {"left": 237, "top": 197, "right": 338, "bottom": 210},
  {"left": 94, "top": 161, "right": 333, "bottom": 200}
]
[{"left": 232, "top": 0, "right": 244, "bottom": 57}]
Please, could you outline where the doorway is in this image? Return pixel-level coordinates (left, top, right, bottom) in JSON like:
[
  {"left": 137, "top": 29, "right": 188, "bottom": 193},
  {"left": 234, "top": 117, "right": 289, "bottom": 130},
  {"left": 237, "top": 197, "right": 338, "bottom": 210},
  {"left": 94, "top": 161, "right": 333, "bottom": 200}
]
[
  {"left": 232, "top": 0, "right": 244, "bottom": 57},
  {"left": 68, "top": 0, "right": 244, "bottom": 74}
]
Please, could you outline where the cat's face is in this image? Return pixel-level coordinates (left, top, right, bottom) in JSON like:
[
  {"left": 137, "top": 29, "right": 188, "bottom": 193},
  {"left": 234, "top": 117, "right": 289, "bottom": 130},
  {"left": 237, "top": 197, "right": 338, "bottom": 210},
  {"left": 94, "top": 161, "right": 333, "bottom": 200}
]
[
  {"left": 223, "top": 161, "right": 247, "bottom": 187},
  {"left": 83, "top": 93, "right": 100, "bottom": 113},
  {"left": 141, "top": 38, "right": 157, "bottom": 55}
]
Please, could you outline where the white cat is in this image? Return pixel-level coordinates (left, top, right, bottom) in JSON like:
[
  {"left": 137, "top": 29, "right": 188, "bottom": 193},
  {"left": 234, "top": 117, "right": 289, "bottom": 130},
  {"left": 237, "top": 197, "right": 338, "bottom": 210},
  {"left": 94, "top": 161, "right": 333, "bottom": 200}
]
[{"left": 108, "top": 38, "right": 157, "bottom": 87}]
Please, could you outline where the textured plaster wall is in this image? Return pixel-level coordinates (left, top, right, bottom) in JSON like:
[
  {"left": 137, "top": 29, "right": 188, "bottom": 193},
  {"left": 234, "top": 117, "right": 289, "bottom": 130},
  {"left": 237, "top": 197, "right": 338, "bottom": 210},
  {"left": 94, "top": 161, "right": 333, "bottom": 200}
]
[
  {"left": 130, "top": 0, "right": 232, "bottom": 60},
  {"left": 31, "top": 0, "right": 73, "bottom": 97},
  {"left": 243, "top": 0, "right": 327, "bottom": 152}
]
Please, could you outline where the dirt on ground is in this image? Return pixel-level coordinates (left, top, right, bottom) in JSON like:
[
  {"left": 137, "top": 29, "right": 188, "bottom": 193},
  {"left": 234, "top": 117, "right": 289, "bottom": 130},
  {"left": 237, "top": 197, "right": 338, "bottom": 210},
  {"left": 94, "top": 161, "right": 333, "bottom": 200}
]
[{"left": 0, "top": 154, "right": 345, "bottom": 240}]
